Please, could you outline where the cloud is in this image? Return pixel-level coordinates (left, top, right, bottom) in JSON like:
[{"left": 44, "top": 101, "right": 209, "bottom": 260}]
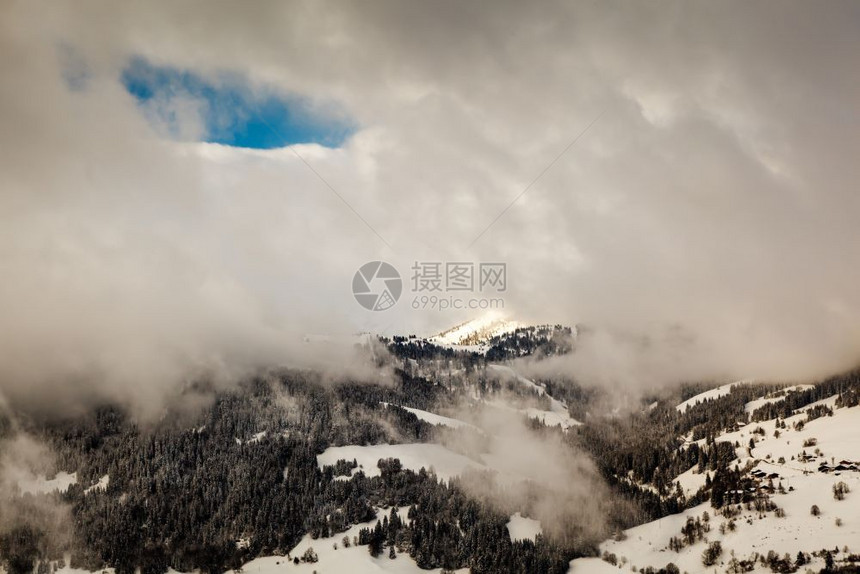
[
  {"left": 1, "top": 0, "right": 859, "bottom": 414},
  {"left": 0, "top": 430, "right": 73, "bottom": 547},
  {"left": 431, "top": 396, "right": 628, "bottom": 544}
]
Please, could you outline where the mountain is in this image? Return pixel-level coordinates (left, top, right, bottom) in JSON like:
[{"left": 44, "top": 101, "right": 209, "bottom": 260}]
[
  {"left": 2, "top": 328, "right": 860, "bottom": 574},
  {"left": 572, "top": 381, "right": 860, "bottom": 573},
  {"left": 429, "top": 313, "right": 521, "bottom": 348}
]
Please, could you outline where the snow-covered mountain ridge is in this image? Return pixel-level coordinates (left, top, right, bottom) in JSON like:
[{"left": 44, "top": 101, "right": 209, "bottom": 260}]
[{"left": 573, "top": 382, "right": 860, "bottom": 573}]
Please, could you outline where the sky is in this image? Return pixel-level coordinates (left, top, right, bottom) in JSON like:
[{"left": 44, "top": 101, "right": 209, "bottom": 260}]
[
  {"left": 120, "top": 56, "right": 355, "bottom": 148},
  {"left": 1, "top": 0, "right": 859, "bottom": 415}
]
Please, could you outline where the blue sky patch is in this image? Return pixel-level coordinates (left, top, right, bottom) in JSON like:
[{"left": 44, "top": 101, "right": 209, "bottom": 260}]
[{"left": 121, "top": 57, "right": 355, "bottom": 149}]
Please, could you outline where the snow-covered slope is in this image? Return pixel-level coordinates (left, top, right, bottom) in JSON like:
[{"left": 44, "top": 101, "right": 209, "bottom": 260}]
[
  {"left": 228, "top": 508, "right": 467, "bottom": 574},
  {"left": 487, "top": 364, "right": 546, "bottom": 396},
  {"left": 15, "top": 471, "right": 77, "bottom": 495},
  {"left": 486, "top": 364, "right": 582, "bottom": 430},
  {"left": 744, "top": 384, "right": 814, "bottom": 413},
  {"left": 506, "top": 512, "right": 543, "bottom": 542},
  {"left": 84, "top": 474, "right": 109, "bottom": 494},
  {"left": 430, "top": 313, "right": 519, "bottom": 348},
  {"left": 572, "top": 390, "right": 860, "bottom": 573},
  {"left": 380, "top": 403, "right": 480, "bottom": 431},
  {"left": 317, "top": 443, "right": 489, "bottom": 481},
  {"left": 676, "top": 381, "right": 752, "bottom": 412}
]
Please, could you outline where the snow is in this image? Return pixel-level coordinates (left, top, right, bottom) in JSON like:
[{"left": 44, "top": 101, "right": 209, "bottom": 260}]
[
  {"left": 381, "top": 403, "right": 480, "bottom": 431},
  {"left": 522, "top": 405, "right": 581, "bottom": 430},
  {"left": 248, "top": 431, "right": 268, "bottom": 444},
  {"left": 16, "top": 471, "right": 77, "bottom": 495},
  {"left": 53, "top": 557, "right": 116, "bottom": 574},
  {"left": 84, "top": 474, "right": 109, "bottom": 494},
  {"left": 716, "top": 400, "right": 860, "bottom": 467},
  {"left": 573, "top": 398, "right": 860, "bottom": 573},
  {"left": 744, "top": 384, "right": 814, "bottom": 413},
  {"left": 675, "top": 380, "right": 752, "bottom": 412},
  {"left": 568, "top": 558, "right": 624, "bottom": 573},
  {"left": 506, "top": 512, "right": 542, "bottom": 541},
  {"left": 430, "top": 313, "right": 519, "bottom": 347},
  {"left": 744, "top": 396, "right": 784, "bottom": 414},
  {"left": 569, "top": 478, "right": 858, "bottom": 574},
  {"left": 235, "top": 431, "right": 268, "bottom": 445},
  {"left": 487, "top": 364, "right": 546, "bottom": 396},
  {"left": 228, "top": 509, "right": 467, "bottom": 574},
  {"left": 317, "top": 443, "right": 489, "bottom": 481},
  {"left": 486, "top": 365, "right": 582, "bottom": 429},
  {"left": 54, "top": 507, "right": 464, "bottom": 574},
  {"left": 673, "top": 465, "right": 709, "bottom": 497},
  {"left": 794, "top": 393, "right": 839, "bottom": 414},
  {"left": 317, "top": 442, "right": 545, "bottom": 486}
]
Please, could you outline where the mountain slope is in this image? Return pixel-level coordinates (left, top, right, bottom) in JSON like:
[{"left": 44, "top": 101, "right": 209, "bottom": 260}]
[{"left": 572, "top": 383, "right": 860, "bottom": 573}]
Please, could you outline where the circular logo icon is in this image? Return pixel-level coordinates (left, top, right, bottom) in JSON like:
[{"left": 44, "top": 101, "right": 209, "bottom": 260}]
[{"left": 352, "top": 261, "right": 402, "bottom": 311}]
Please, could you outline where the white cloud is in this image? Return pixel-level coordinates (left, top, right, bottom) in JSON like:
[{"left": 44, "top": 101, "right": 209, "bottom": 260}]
[{"left": 1, "top": 0, "right": 859, "bottom": 413}]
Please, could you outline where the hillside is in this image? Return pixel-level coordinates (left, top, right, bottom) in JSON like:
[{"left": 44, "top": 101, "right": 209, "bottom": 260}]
[
  {"left": 572, "top": 379, "right": 860, "bottom": 573},
  {"left": 3, "top": 329, "right": 860, "bottom": 574}
]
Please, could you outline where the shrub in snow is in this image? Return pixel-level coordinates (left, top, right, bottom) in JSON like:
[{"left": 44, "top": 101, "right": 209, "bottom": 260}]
[
  {"left": 601, "top": 551, "right": 618, "bottom": 565},
  {"left": 601, "top": 550, "right": 618, "bottom": 566},
  {"left": 702, "top": 541, "right": 723, "bottom": 566},
  {"left": 833, "top": 481, "right": 850, "bottom": 500},
  {"left": 301, "top": 547, "right": 318, "bottom": 563}
]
